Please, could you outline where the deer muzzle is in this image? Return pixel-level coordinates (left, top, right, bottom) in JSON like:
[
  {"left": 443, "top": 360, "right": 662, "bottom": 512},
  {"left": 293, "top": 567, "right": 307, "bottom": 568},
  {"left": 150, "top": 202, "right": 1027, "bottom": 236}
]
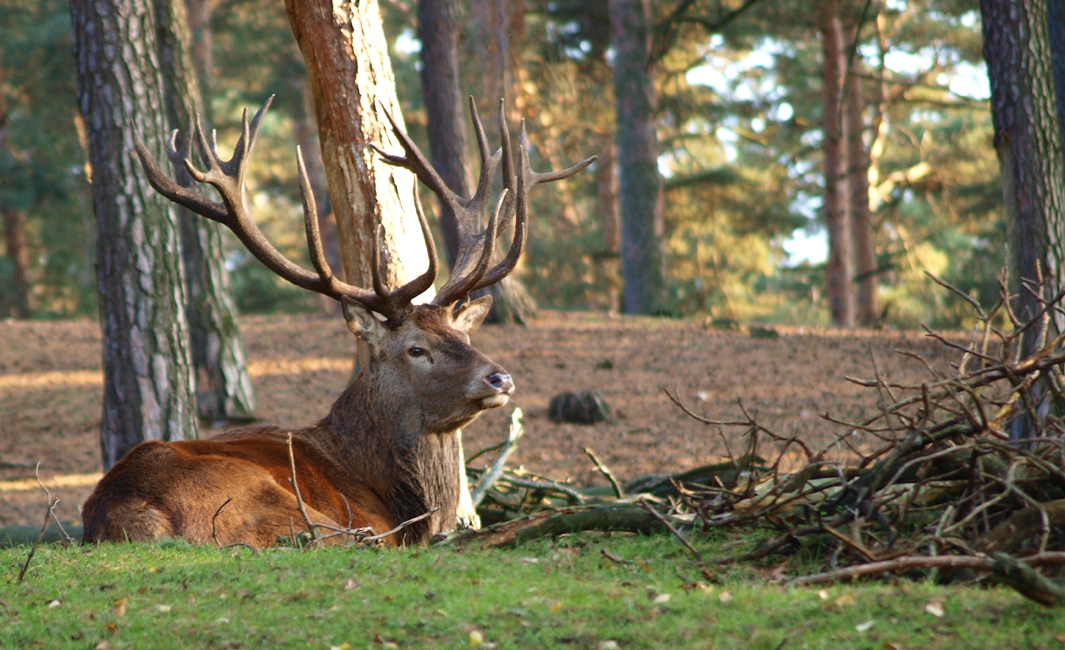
[{"left": 472, "top": 371, "right": 514, "bottom": 409}]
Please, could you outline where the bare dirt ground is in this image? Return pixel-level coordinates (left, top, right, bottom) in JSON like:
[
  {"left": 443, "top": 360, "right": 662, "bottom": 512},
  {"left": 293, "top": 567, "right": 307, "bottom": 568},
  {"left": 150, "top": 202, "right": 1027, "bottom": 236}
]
[{"left": 0, "top": 311, "right": 959, "bottom": 528}]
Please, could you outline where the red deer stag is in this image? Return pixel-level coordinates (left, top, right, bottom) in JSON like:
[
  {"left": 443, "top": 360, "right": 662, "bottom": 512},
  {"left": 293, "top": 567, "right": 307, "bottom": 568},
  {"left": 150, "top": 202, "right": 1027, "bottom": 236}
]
[{"left": 81, "top": 97, "right": 594, "bottom": 547}]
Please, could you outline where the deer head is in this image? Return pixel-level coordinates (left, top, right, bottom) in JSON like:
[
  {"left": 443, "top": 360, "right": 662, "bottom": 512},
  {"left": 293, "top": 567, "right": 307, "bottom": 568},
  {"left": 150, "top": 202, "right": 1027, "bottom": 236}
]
[{"left": 134, "top": 96, "right": 594, "bottom": 430}]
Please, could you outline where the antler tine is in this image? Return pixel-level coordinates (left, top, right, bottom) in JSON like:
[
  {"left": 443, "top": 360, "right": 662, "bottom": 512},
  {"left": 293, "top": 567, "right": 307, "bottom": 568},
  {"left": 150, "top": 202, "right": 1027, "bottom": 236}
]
[
  {"left": 465, "top": 97, "right": 503, "bottom": 224},
  {"left": 520, "top": 120, "right": 598, "bottom": 187},
  {"left": 387, "top": 189, "right": 439, "bottom": 308},
  {"left": 471, "top": 144, "right": 527, "bottom": 293},
  {"left": 433, "top": 188, "right": 506, "bottom": 306},
  {"left": 373, "top": 104, "right": 461, "bottom": 211}
]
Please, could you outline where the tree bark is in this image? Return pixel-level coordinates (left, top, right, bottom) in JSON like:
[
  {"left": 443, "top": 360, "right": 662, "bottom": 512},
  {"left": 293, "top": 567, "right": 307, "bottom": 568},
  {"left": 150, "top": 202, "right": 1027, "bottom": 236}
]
[
  {"left": 982, "top": 0, "right": 1065, "bottom": 333},
  {"left": 820, "top": 0, "right": 854, "bottom": 327},
  {"left": 1, "top": 207, "right": 30, "bottom": 319},
  {"left": 282, "top": 0, "right": 433, "bottom": 297},
  {"left": 71, "top": 0, "right": 199, "bottom": 469},
  {"left": 610, "top": 0, "right": 665, "bottom": 315},
  {"left": 846, "top": 56, "right": 877, "bottom": 326},
  {"left": 154, "top": 0, "right": 255, "bottom": 421}
]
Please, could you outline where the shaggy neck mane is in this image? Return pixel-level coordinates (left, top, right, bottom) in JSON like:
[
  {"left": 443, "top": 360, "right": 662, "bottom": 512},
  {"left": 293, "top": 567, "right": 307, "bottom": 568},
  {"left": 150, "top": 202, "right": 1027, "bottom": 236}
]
[{"left": 319, "top": 366, "right": 461, "bottom": 545}]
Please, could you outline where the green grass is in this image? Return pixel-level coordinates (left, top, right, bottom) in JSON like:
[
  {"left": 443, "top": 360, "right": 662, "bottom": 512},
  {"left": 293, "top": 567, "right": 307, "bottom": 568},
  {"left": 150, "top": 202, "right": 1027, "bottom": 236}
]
[{"left": 0, "top": 533, "right": 1060, "bottom": 650}]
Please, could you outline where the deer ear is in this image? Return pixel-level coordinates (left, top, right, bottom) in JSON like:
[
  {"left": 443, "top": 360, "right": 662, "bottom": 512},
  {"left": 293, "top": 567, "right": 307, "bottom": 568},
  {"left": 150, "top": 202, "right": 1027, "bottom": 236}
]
[
  {"left": 341, "top": 297, "right": 387, "bottom": 345},
  {"left": 452, "top": 295, "right": 493, "bottom": 334}
]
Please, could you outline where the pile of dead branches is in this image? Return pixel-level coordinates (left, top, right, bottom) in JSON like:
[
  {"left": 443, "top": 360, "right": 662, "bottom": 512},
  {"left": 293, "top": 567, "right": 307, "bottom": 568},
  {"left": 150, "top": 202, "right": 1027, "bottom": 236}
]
[{"left": 453, "top": 275, "right": 1065, "bottom": 605}]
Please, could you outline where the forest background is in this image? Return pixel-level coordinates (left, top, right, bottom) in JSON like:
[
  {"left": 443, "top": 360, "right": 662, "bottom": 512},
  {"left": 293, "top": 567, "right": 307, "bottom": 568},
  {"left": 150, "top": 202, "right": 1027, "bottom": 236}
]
[{"left": 0, "top": 0, "right": 995, "bottom": 330}]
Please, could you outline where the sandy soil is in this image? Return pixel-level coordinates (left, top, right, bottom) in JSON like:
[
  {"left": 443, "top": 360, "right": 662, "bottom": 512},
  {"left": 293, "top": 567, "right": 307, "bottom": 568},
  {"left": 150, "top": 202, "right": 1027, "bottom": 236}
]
[{"left": 0, "top": 311, "right": 959, "bottom": 527}]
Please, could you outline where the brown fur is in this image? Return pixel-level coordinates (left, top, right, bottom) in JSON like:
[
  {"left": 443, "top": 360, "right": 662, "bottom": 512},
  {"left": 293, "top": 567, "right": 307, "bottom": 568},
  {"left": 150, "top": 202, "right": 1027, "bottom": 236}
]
[{"left": 82, "top": 298, "right": 511, "bottom": 547}]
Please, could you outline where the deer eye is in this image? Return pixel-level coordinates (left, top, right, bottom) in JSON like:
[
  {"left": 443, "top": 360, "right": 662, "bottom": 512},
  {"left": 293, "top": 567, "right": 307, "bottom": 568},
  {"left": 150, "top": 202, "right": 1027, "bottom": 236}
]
[{"left": 408, "top": 347, "right": 426, "bottom": 358}]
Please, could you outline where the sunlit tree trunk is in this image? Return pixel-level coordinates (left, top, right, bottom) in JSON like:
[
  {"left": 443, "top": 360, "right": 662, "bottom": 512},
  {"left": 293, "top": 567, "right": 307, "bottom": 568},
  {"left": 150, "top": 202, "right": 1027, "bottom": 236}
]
[
  {"left": 155, "top": 0, "right": 255, "bottom": 421},
  {"left": 71, "top": 0, "right": 199, "bottom": 469},
  {"left": 981, "top": 0, "right": 1065, "bottom": 440},
  {"left": 820, "top": 0, "right": 854, "bottom": 327},
  {"left": 610, "top": 0, "right": 665, "bottom": 315}
]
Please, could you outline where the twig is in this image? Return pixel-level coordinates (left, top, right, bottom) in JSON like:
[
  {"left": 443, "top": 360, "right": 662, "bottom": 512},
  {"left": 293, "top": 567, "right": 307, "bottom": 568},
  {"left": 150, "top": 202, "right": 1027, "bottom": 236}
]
[
  {"left": 286, "top": 433, "right": 318, "bottom": 542},
  {"left": 18, "top": 496, "right": 58, "bottom": 583},
  {"left": 471, "top": 408, "right": 525, "bottom": 507},
  {"left": 601, "top": 548, "right": 634, "bottom": 565},
  {"left": 34, "top": 463, "right": 73, "bottom": 544},
  {"left": 212, "top": 497, "right": 233, "bottom": 547},
  {"left": 639, "top": 500, "right": 703, "bottom": 561},
  {"left": 360, "top": 508, "right": 439, "bottom": 544},
  {"left": 584, "top": 447, "right": 624, "bottom": 498}
]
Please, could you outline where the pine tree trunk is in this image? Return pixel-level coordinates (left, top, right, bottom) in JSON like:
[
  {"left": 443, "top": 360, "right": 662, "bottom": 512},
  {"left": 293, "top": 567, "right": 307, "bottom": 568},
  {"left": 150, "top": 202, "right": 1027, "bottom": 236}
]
[
  {"left": 846, "top": 57, "right": 878, "bottom": 326},
  {"left": 819, "top": 0, "right": 854, "bottom": 327},
  {"left": 982, "top": 0, "right": 1065, "bottom": 331},
  {"left": 610, "top": 0, "right": 665, "bottom": 315},
  {"left": 1, "top": 207, "right": 30, "bottom": 319},
  {"left": 71, "top": 0, "right": 199, "bottom": 469},
  {"left": 155, "top": 0, "right": 255, "bottom": 421},
  {"left": 982, "top": 0, "right": 1065, "bottom": 442},
  {"left": 464, "top": 0, "right": 536, "bottom": 324},
  {"left": 283, "top": 0, "right": 433, "bottom": 296},
  {"left": 419, "top": 0, "right": 470, "bottom": 265}
]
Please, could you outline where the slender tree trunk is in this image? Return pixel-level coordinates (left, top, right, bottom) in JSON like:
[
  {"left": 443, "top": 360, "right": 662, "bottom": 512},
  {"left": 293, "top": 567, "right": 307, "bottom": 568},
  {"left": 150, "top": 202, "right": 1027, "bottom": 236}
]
[
  {"left": 419, "top": 0, "right": 470, "bottom": 265},
  {"left": 1, "top": 207, "right": 30, "bottom": 319},
  {"left": 464, "top": 0, "right": 536, "bottom": 324},
  {"left": 610, "top": 0, "right": 665, "bottom": 315},
  {"left": 846, "top": 56, "right": 877, "bottom": 326},
  {"left": 820, "top": 0, "right": 854, "bottom": 327},
  {"left": 596, "top": 136, "right": 622, "bottom": 313},
  {"left": 71, "top": 0, "right": 199, "bottom": 469},
  {"left": 185, "top": 0, "right": 213, "bottom": 119},
  {"left": 154, "top": 0, "right": 255, "bottom": 421},
  {"left": 981, "top": 0, "right": 1065, "bottom": 440}
]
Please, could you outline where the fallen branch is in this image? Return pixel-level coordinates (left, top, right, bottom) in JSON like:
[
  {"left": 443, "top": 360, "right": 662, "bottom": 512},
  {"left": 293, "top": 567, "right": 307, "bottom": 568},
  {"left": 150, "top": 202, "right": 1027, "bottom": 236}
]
[
  {"left": 584, "top": 447, "right": 624, "bottom": 498},
  {"left": 640, "top": 500, "right": 702, "bottom": 561},
  {"left": 470, "top": 408, "right": 525, "bottom": 507},
  {"left": 438, "top": 503, "right": 671, "bottom": 548}
]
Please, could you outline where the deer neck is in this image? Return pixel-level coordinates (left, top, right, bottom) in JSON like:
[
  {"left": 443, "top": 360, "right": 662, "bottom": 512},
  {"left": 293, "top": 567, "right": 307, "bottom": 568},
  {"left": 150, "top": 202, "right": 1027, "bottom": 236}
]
[{"left": 316, "top": 370, "right": 461, "bottom": 544}]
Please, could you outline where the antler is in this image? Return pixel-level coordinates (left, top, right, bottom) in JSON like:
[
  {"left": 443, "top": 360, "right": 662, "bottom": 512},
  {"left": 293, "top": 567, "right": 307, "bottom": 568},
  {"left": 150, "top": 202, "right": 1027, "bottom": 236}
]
[
  {"left": 374, "top": 97, "right": 597, "bottom": 307},
  {"left": 133, "top": 96, "right": 438, "bottom": 324}
]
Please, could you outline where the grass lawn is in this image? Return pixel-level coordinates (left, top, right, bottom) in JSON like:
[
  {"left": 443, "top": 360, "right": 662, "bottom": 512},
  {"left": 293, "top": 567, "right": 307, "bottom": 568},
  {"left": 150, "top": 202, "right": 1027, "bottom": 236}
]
[{"left": 0, "top": 533, "right": 1060, "bottom": 650}]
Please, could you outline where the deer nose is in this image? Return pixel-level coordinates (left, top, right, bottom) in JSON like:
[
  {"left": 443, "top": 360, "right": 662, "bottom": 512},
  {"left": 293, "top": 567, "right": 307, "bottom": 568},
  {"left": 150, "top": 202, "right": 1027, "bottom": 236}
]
[{"left": 486, "top": 372, "right": 514, "bottom": 394}]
